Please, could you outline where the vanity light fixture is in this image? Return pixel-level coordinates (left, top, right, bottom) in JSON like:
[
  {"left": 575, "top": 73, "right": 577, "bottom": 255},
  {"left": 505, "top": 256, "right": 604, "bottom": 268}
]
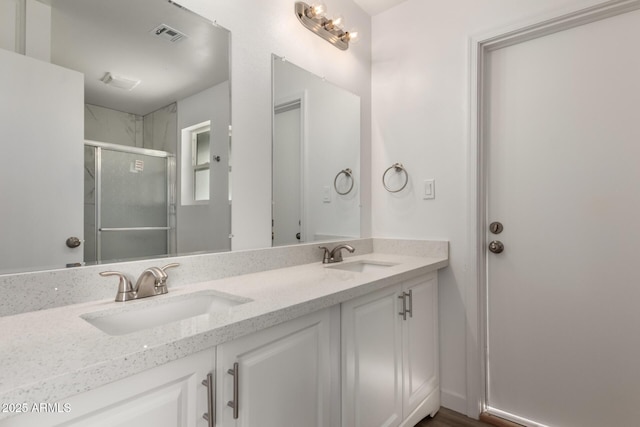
[
  {"left": 100, "top": 72, "right": 141, "bottom": 91},
  {"left": 295, "top": 2, "right": 358, "bottom": 50}
]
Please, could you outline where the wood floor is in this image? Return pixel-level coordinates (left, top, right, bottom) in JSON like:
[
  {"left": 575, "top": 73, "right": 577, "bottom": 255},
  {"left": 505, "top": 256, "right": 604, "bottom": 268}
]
[{"left": 416, "top": 407, "right": 492, "bottom": 427}]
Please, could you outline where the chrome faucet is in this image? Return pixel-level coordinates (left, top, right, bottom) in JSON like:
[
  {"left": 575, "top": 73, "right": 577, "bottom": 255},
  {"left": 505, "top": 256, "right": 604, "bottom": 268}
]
[
  {"left": 319, "top": 244, "right": 355, "bottom": 264},
  {"left": 100, "top": 263, "right": 180, "bottom": 302}
]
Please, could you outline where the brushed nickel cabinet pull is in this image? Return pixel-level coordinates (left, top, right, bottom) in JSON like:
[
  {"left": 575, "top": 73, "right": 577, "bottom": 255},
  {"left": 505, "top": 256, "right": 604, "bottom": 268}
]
[
  {"left": 406, "top": 290, "right": 413, "bottom": 318},
  {"left": 227, "top": 362, "right": 239, "bottom": 419},
  {"left": 398, "top": 294, "right": 407, "bottom": 320},
  {"left": 202, "top": 373, "right": 215, "bottom": 427}
]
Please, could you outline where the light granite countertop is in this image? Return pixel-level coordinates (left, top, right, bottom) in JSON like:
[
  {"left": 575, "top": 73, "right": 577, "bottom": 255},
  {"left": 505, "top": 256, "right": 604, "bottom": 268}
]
[{"left": 0, "top": 250, "right": 447, "bottom": 420}]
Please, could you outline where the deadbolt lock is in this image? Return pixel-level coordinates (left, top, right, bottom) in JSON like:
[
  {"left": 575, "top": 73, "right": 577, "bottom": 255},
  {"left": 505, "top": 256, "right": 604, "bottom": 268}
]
[{"left": 489, "top": 221, "right": 504, "bottom": 234}]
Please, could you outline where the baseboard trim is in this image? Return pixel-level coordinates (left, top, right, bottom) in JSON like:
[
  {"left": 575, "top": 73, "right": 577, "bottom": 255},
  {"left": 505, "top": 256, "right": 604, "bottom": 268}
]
[
  {"left": 480, "top": 412, "right": 524, "bottom": 427},
  {"left": 440, "top": 389, "right": 467, "bottom": 415}
]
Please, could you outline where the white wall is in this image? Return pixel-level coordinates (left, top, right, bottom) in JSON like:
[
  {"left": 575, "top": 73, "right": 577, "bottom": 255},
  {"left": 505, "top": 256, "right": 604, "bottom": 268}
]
[
  {"left": 304, "top": 77, "right": 360, "bottom": 241},
  {"left": 177, "top": 81, "right": 231, "bottom": 254},
  {"left": 1, "top": 0, "right": 51, "bottom": 59},
  {"left": 0, "top": 0, "right": 20, "bottom": 52},
  {"left": 177, "top": 0, "right": 372, "bottom": 250},
  {"left": 370, "top": 0, "right": 606, "bottom": 414},
  {"left": 24, "top": 0, "right": 50, "bottom": 61}
]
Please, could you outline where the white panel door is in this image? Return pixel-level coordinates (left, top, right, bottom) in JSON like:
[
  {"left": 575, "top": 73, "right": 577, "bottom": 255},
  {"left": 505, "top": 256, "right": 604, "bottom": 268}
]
[
  {"left": 273, "top": 103, "right": 302, "bottom": 246},
  {"left": 342, "top": 284, "right": 403, "bottom": 427},
  {"left": 486, "top": 9, "right": 640, "bottom": 427},
  {"left": 0, "top": 49, "right": 84, "bottom": 273},
  {"left": 216, "top": 308, "right": 336, "bottom": 427}
]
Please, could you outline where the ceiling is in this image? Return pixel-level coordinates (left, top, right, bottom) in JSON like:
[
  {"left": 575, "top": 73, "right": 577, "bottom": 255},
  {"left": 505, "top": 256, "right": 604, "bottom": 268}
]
[
  {"left": 44, "top": 0, "right": 404, "bottom": 118},
  {"left": 353, "top": 0, "right": 409, "bottom": 16},
  {"left": 48, "top": 0, "right": 229, "bottom": 116}
]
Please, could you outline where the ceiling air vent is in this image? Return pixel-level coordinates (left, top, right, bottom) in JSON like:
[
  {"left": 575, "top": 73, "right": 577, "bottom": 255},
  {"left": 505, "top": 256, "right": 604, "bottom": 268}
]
[{"left": 150, "top": 24, "right": 187, "bottom": 43}]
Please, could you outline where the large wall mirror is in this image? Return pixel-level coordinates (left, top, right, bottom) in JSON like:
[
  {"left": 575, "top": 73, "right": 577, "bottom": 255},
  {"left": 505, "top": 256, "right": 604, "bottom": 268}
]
[
  {"left": 0, "top": 0, "right": 230, "bottom": 274},
  {"left": 272, "top": 55, "right": 360, "bottom": 246}
]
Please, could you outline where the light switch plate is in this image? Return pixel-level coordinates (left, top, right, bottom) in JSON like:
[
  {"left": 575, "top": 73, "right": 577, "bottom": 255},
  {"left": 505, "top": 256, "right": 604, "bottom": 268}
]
[
  {"left": 423, "top": 179, "right": 435, "bottom": 199},
  {"left": 323, "top": 186, "right": 331, "bottom": 203}
]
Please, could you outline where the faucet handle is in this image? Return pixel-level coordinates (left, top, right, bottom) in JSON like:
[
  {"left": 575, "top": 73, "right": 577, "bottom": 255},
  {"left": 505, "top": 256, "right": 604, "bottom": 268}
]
[
  {"left": 157, "top": 263, "right": 180, "bottom": 287},
  {"left": 100, "top": 271, "right": 135, "bottom": 302},
  {"left": 153, "top": 263, "right": 180, "bottom": 292},
  {"left": 319, "top": 247, "right": 331, "bottom": 264},
  {"left": 160, "top": 263, "right": 180, "bottom": 273}
]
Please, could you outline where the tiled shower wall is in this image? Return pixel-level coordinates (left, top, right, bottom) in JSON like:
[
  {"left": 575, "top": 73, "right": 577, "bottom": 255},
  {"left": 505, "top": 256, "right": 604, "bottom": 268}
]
[
  {"left": 84, "top": 104, "right": 144, "bottom": 147},
  {"left": 84, "top": 103, "right": 177, "bottom": 153}
]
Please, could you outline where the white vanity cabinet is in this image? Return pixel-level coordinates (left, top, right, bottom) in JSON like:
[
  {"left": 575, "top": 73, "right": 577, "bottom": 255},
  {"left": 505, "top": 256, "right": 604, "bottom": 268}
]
[
  {"left": 342, "top": 272, "right": 439, "bottom": 427},
  {"left": 1, "top": 261, "right": 444, "bottom": 427},
  {"left": 1, "top": 349, "right": 215, "bottom": 427},
  {"left": 215, "top": 307, "right": 339, "bottom": 427}
]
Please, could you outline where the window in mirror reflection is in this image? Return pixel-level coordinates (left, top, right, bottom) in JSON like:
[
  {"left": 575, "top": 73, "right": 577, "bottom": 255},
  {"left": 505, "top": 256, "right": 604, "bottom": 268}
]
[
  {"left": 182, "top": 121, "right": 211, "bottom": 203},
  {"left": 193, "top": 124, "right": 211, "bottom": 201}
]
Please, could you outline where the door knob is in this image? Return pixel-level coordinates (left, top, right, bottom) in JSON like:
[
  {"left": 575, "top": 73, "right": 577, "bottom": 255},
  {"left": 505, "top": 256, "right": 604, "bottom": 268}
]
[
  {"left": 488, "top": 240, "right": 504, "bottom": 254},
  {"left": 66, "top": 237, "right": 82, "bottom": 248}
]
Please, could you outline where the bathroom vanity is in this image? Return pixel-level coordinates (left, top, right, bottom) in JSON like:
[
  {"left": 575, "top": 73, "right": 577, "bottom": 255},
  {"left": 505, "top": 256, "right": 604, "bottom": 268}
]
[{"left": 0, "top": 239, "right": 447, "bottom": 427}]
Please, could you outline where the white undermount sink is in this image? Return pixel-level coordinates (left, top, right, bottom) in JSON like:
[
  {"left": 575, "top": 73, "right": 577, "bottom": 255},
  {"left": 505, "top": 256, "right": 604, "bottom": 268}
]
[
  {"left": 326, "top": 260, "right": 397, "bottom": 273},
  {"left": 81, "top": 291, "right": 250, "bottom": 336}
]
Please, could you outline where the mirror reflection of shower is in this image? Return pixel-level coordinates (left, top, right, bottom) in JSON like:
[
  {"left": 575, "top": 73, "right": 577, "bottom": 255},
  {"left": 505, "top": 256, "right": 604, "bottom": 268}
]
[
  {"left": 83, "top": 79, "right": 232, "bottom": 264},
  {"left": 73, "top": 0, "right": 232, "bottom": 265},
  {"left": 0, "top": 0, "right": 232, "bottom": 274},
  {"left": 84, "top": 142, "right": 174, "bottom": 263}
]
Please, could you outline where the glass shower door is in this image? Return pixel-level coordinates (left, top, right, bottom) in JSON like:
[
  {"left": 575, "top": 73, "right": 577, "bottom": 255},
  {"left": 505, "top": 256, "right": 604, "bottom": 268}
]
[{"left": 95, "top": 146, "right": 172, "bottom": 262}]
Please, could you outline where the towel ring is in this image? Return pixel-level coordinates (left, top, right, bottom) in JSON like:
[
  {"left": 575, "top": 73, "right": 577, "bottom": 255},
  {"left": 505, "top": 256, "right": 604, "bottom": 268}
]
[
  {"left": 382, "top": 163, "right": 409, "bottom": 193},
  {"left": 334, "top": 168, "right": 354, "bottom": 195}
]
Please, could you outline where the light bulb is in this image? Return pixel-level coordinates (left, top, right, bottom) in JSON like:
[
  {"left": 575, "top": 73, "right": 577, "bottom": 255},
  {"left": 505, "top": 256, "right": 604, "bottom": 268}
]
[
  {"left": 308, "top": 2, "right": 326, "bottom": 18},
  {"left": 327, "top": 14, "right": 344, "bottom": 30},
  {"left": 343, "top": 29, "right": 359, "bottom": 44}
]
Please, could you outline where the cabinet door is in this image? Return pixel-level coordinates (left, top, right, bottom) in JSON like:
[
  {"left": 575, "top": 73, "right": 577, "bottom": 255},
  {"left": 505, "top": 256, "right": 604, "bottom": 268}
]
[
  {"left": 342, "top": 284, "right": 404, "bottom": 427},
  {"left": 216, "top": 307, "right": 337, "bottom": 427},
  {"left": 402, "top": 273, "right": 439, "bottom": 418},
  {"left": 2, "top": 349, "right": 215, "bottom": 427}
]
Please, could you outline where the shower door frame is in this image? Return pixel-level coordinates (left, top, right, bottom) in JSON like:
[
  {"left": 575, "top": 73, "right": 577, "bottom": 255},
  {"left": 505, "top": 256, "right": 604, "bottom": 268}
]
[{"left": 86, "top": 140, "right": 176, "bottom": 263}]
